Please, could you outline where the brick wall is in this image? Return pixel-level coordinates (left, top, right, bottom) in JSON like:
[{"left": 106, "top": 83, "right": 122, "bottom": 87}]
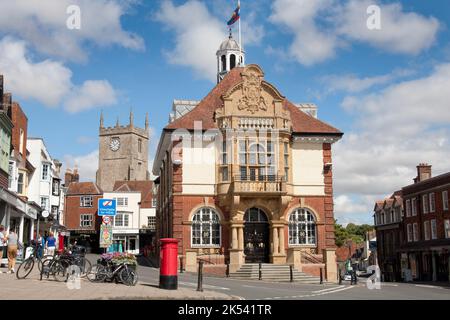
[
  {"left": 64, "top": 194, "right": 102, "bottom": 231},
  {"left": 11, "top": 102, "right": 27, "bottom": 165},
  {"left": 0, "top": 169, "right": 8, "bottom": 189}
]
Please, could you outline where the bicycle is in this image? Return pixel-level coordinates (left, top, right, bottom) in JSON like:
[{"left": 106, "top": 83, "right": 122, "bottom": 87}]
[
  {"left": 16, "top": 245, "right": 53, "bottom": 279},
  {"left": 58, "top": 250, "right": 92, "bottom": 277},
  {"left": 87, "top": 260, "right": 138, "bottom": 286}
]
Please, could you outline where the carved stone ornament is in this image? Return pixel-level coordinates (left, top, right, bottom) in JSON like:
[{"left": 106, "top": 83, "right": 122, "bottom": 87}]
[{"left": 238, "top": 67, "right": 267, "bottom": 114}]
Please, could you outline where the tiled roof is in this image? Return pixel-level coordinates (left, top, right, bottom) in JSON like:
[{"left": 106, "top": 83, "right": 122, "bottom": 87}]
[
  {"left": 66, "top": 182, "right": 102, "bottom": 195},
  {"left": 113, "top": 180, "right": 153, "bottom": 208},
  {"left": 165, "top": 66, "right": 342, "bottom": 135}
]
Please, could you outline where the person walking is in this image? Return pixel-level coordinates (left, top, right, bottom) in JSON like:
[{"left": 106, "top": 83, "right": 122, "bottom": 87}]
[
  {"left": 6, "top": 230, "right": 19, "bottom": 274},
  {"left": 37, "top": 233, "right": 43, "bottom": 258},
  {"left": 345, "top": 258, "right": 354, "bottom": 284},
  {"left": 46, "top": 232, "right": 56, "bottom": 256},
  {"left": 0, "top": 225, "right": 6, "bottom": 273}
]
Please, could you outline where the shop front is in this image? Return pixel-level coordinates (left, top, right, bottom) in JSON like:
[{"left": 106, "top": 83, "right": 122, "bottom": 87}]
[{"left": 110, "top": 229, "right": 140, "bottom": 255}]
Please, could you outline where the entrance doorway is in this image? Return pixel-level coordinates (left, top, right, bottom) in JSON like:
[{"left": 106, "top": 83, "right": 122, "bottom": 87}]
[{"left": 244, "top": 208, "right": 269, "bottom": 263}]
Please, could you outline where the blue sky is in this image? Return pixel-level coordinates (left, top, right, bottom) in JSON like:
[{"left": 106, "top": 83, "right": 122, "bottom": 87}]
[{"left": 1, "top": 0, "right": 450, "bottom": 225}]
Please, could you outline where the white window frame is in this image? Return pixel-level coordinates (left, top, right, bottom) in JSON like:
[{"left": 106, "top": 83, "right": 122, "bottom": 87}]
[
  {"left": 117, "top": 197, "right": 128, "bottom": 207},
  {"left": 445, "top": 220, "right": 450, "bottom": 239},
  {"left": 40, "top": 196, "right": 49, "bottom": 211},
  {"left": 113, "top": 212, "right": 130, "bottom": 227},
  {"left": 288, "top": 208, "right": 317, "bottom": 246},
  {"left": 191, "top": 207, "right": 221, "bottom": 248},
  {"left": 413, "top": 223, "right": 419, "bottom": 242},
  {"left": 443, "top": 191, "right": 449, "bottom": 211},
  {"left": 422, "top": 194, "right": 429, "bottom": 214},
  {"left": 407, "top": 224, "right": 413, "bottom": 242},
  {"left": 41, "top": 163, "right": 50, "bottom": 181},
  {"left": 80, "top": 214, "right": 93, "bottom": 228},
  {"left": 80, "top": 196, "right": 93, "bottom": 207},
  {"left": 429, "top": 193, "right": 435, "bottom": 213},
  {"left": 147, "top": 216, "right": 156, "bottom": 230},
  {"left": 405, "top": 199, "right": 411, "bottom": 217},
  {"left": 431, "top": 219, "right": 437, "bottom": 240},
  {"left": 412, "top": 198, "right": 417, "bottom": 216},
  {"left": 424, "top": 221, "right": 430, "bottom": 241},
  {"left": 151, "top": 198, "right": 157, "bottom": 208}
]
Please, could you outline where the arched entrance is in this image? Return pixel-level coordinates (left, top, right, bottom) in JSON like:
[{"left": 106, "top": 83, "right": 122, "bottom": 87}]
[{"left": 244, "top": 208, "right": 270, "bottom": 263}]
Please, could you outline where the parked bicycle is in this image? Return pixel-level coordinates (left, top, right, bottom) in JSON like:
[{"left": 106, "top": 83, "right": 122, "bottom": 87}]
[
  {"left": 87, "top": 260, "right": 138, "bottom": 286},
  {"left": 16, "top": 244, "right": 53, "bottom": 279},
  {"left": 39, "top": 255, "right": 70, "bottom": 282}
]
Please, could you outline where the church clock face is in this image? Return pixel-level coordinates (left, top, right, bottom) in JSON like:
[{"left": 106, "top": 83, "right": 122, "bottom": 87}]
[{"left": 110, "top": 137, "right": 120, "bottom": 151}]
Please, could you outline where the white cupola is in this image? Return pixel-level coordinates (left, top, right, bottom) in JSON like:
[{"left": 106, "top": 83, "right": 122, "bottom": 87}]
[{"left": 216, "top": 32, "right": 245, "bottom": 83}]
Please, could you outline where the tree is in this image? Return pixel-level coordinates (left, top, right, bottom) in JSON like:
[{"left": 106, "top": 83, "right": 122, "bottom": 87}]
[{"left": 334, "top": 220, "right": 374, "bottom": 247}]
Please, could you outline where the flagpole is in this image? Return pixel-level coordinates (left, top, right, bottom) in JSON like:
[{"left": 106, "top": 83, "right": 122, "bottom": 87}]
[{"left": 238, "top": 0, "right": 243, "bottom": 63}]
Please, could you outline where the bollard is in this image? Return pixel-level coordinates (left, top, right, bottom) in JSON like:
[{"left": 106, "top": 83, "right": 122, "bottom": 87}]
[
  {"left": 179, "top": 256, "right": 184, "bottom": 273},
  {"left": 258, "top": 262, "right": 262, "bottom": 280},
  {"left": 289, "top": 265, "right": 294, "bottom": 283},
  {"left": 339, "top": 269, "right": 342, "bottom": 285},
  {"left": 226, "top": 263, "right": 230, "bottom": 278},
  {"left": 197, "top": 261, "right": 203, "bottom": 292},
  {"left": 320, "top": 267, "right": 323, "bottom": 284}
]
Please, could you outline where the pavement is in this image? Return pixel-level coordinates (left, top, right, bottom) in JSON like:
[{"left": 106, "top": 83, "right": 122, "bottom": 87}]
[{"left": 0, "top": 261, "right": 234, "bottom": 300}]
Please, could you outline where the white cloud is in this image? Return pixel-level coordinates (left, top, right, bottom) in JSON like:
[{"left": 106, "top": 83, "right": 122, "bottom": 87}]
[
  {"left": 0, "top": 37, "right": 72, "bottom": 106},
  {"left": 269, "top": 0, "right": 338, "bottom": 66},
  {"left": 333, "top": 63, "right": 450, "bottom": 224},
  {"left": 320, "top": 69, "right": 414, "bottom": 94},
  {"left": 269, "top": 0, "right": 440, "bottom": 66},
  {"left": 336, "top": 0, "right": 439, "bottom": 55},
  {"left": 63, "top": 150, "right": 99, "bottom": 181},
  {"left": 154, "top": 1, "right": 264, "bottom": 82},
  {"left": 154, "top": 0, "right": 226, "bottom": 81},
  {"left": 334, "top": 194, "right": 380, "bottom": 225},
  {"left": 65, "top": 80, "right": 117, "bottom": 113},
  {"left": 0, "top": 0, "right": 144, "bottom": 62},
  {"left": 0, "top": 37, "right": 118, "bottom": 112}
]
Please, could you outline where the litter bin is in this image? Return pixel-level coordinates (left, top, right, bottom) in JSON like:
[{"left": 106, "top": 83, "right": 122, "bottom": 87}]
[{"left": 159, "top": 238, "right": 179, "bottom": 290}]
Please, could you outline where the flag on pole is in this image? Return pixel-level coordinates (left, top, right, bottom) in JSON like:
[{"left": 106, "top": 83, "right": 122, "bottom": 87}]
[{"left": 227, "top": 4, "right": 240, "bottom": 26}]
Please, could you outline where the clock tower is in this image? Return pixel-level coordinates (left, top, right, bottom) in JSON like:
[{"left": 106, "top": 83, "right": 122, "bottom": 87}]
[{"left": 96, "top": 111, "right": 150, "bottom": 191}]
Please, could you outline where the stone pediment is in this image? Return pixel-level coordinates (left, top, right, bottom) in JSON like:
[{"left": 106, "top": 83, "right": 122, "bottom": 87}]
[{"left": 217, "top": 64, "right": 290, "bottom": 130}]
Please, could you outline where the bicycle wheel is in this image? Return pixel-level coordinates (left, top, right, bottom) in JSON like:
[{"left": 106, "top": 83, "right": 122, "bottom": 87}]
[
  {"left": 119, "top": 267, "right": 138, "bottom": 286},
  {"left": 87, "top": 264, "right": 108, "bottom": 283},
  {"left": 76, "top": 257, "right": 92, "bottom": 277},
  {"left": 37, "top": 255, "right": 54, "bottom": 272},
  {"left": 53, "top": 260, "right": 69, "bottom": 282},
  {"left": 16, "top": 258, "right": 35, "bottom": 279}
]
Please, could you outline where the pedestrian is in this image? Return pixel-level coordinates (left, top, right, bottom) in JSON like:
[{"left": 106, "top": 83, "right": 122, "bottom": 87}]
[
  {"left": 345, "top": 258, "right": 353, "bottom": 284},
  {"left": 0, "top": 225, "right": 6, "bottom": 273},
  {"left": 6, "top": 230, "right": 19, "bottom": 274},
  {"left": 46, "top": 232, "right": 56, "bottom": 256},
  {"left": 37, "top": 233, "right": 43, "bottom": 258}
]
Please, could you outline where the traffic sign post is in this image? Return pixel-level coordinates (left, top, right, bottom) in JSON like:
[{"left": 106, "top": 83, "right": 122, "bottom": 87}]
[{"left": 98, "top": 199, "right": 117, "bottom": 216}]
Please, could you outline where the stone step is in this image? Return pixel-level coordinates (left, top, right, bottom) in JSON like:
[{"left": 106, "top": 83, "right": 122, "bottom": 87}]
[{"left": 229, "top": 263, "right": 322, "bottom": 283}]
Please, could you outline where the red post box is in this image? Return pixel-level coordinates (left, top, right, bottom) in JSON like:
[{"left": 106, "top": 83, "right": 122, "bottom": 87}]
[{"left": 159, "top": 238, "right": 179, "bottom": 290}]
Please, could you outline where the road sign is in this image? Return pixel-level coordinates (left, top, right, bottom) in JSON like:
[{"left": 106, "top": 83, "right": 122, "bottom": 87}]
[
  {"left": 98, "top": 198, "right": 117, "bottom": 216},
  {"left": 100, "top": 224, "right": 113, "bottom": 248},
  {"left": 42, "top": 210, "right": 49, "bottom": 218},
  {"left": 102, "top": 215, "right": 112, "bottom": 225}
]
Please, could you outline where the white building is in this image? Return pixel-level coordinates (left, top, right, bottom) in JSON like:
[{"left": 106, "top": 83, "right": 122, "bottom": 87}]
[
  {"left": 105, "top": 180, "right": 156, "bottom": 255},
  {"left": 27, "top": 138, "right": 63, "bottom": 236}
]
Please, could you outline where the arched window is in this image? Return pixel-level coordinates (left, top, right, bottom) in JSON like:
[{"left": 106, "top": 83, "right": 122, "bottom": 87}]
[
  {"left": 221, "top": 55, "right": 226, "bottom": 72},
  {"left": 230, "top": 54, "right": 236, "bottom": 69},
  {"left": 288, "top": 208, "right": 316, "bottom": 245},
  {"left": 191, "top": 207, "right": 220, "bottom": 247}
]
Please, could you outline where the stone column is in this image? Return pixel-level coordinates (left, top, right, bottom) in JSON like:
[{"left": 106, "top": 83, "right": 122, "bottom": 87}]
[
  {"left": 279, "top": 226, "right": 285, "bottom": 255},
  {"left": 273, "top": 227, "right": 279, "bottom": 255},
  {"left": 231, "top": 226, "right": 238, "bottom": 250},
  {"left": 19, "top": 215, "right": 24, "bottom": 243},
  {"left": 323, "top": 248, "right": 338, "bottom": 283},
  {"left": 30, "top": 219, "right": 35, "bottom": 240},
  {"left": 238, "top": 226, "right": 244, "bottom": 250}
]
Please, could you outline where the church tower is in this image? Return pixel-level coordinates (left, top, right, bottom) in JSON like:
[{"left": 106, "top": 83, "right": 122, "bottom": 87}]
[
  {"left": 96, "top": 111, "right": 150, "bottom": 191},
  {"left": 216, "top": 32, "right": 245, "bottom": 83}
]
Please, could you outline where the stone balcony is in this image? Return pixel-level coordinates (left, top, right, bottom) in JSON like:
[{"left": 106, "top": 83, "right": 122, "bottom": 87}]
[{"left": 231, "top": 175, "right": 286, "bottom": 196}]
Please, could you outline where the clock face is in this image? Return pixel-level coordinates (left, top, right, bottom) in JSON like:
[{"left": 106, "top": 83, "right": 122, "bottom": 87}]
[{"left": 110, "top": 138, "right": 120, "bottom": 151}]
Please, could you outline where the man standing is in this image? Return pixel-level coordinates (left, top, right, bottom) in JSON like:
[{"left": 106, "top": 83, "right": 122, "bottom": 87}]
[{"left": 6, "top": 230, "right": 18, "bottom": 274}]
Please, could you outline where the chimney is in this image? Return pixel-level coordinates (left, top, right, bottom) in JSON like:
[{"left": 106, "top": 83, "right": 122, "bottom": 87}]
[
  {"left": 64, "top": 169, "right": 73, "bottom": 187},
  {"left": 416, "top": 163, "right": 432, "bottom": 183},
  {"left": 3, "top": 92, "right": 11, "bottom": 115},
  {"left": 73, "top": 167, "right": 80, "bottom": 183}
]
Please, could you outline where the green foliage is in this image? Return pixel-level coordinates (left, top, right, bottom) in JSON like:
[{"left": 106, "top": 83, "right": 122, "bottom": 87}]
[{"left": 334, "top": 220, "right": 374, "bottom": 247}]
